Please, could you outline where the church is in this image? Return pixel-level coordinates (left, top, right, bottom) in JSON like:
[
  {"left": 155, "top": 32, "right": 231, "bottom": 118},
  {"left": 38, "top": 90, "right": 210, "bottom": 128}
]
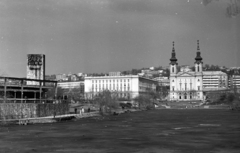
[{"left": 169, "top": 40, "right": 204, "bottom": 101}]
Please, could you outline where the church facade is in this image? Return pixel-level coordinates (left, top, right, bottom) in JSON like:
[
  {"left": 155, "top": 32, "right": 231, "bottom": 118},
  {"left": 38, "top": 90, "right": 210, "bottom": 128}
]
[{"left": 169, "top": 41, "right": 204, "bottom": 101}]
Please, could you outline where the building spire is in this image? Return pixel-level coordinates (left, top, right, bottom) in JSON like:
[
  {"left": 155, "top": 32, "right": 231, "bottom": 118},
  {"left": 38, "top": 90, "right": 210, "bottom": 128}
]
[
  {"left": 172, "top": 41, "right": 175, "bottom": 52},
  {"left": 195, "top": 40, "right": 202, "bottom": 63},
  {"left": 197, "top": 40, "right": 200, "bottom": 51},
  {"left": 170, "top": 41, "right": 177, "bottom": 64}
]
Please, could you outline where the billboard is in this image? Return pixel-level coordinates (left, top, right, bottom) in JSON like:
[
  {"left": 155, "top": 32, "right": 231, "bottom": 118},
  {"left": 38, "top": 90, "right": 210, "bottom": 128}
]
[{"left": 26, "top": 54, "right": 45, "bottom": 85}]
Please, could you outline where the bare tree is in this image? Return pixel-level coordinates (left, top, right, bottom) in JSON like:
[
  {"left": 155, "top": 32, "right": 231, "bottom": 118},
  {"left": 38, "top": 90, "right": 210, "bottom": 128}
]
[
  {"left": 66, "top": 87, "right": 84, "bottom": 103},
  {"left": 94, "top": 90, "right": 119, "bottom": 113}
]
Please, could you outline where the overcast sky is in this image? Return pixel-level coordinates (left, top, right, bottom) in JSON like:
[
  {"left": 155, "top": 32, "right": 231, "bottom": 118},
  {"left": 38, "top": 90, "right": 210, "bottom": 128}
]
[{"left": 0, "top": 0, "right": 239, "bottom": 77}]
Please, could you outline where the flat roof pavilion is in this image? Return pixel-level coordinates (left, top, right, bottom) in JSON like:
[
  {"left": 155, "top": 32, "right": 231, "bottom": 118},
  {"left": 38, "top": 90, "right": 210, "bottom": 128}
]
[{"left": 0, "top": 77, "right": 57, "bottom": 103}]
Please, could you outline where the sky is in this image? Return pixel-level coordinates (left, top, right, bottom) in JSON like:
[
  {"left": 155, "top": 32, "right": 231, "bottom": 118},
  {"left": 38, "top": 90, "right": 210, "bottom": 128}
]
[{"left": 0, "top": 0, "right": 239, "bottom": 77}]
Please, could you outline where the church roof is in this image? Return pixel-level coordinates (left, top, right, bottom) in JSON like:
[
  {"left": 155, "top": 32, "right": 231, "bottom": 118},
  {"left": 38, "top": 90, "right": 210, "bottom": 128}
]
[{"left": 177, "top": 71, "right": 197, "bottom": 77}]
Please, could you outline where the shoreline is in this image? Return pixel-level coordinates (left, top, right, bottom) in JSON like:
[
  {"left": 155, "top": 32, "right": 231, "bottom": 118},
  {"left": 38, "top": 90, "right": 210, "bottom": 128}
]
[
  {"left": 156, "top": 105, "right": 231, "bottom": 109},
  {"left": 1, "top": 106, "right": 237, "bottom": 126},
  {"left": 0, "top": 111, "right": 101, "bottom": 126}
]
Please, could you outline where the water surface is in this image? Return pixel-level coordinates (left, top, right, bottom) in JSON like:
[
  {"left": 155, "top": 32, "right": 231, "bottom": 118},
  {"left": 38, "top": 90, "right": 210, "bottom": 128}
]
[{"left": 0, "top": 109, "right": 239, "bottom": 153}]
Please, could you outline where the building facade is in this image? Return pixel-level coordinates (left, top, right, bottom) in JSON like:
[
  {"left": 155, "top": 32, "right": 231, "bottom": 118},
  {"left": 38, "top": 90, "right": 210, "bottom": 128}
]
[
  {"left": 202, "top": 71, "right": 228, "bottom": 91},
  {"left": 57, "top": 81, "right": 85, "bottom": 101},
  {"left": 84, "top": 75, "right": 157, "bottom": 100},
  {"left": 169, "top": 41, "right": 204, "bottom": 101},
  {"left": 109, "top": 72, "right": 121, "bottom": 76},
  {"left": 228, "top": 75, "right": 240, "bottom": 92},
  {"left": 57, "top": 81, "right": 84, "bottom": 89}
]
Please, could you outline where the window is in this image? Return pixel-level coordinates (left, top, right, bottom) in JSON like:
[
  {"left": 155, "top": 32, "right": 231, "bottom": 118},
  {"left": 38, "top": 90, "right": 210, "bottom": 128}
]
[
  {"left": 198, "top": 66, "right": 200, "bottom": 72},
  {"left": 172, "top": 67, "right": 174, "bottom": 73},
  {"left": 172, "top": 80, "right": 174, "bottom": 82},
  {"left": 198, "top": 86, "right": 200, "bottom": 91},
  {"left": 172, "top": 86, "right": 175, "bottom": 91}
]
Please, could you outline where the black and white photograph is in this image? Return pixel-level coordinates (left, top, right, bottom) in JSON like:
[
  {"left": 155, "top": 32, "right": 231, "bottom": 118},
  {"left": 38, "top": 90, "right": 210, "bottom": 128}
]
[{"left": 0, "top": 0, "right": 240, "bottom": 152}]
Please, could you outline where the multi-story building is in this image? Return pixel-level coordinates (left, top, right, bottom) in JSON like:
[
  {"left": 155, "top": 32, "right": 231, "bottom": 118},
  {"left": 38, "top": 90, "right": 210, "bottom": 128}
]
[
  {"left": 57, "top": 81, "right": 85, "bottom": 100},
  {"left": 56, "top": 73, "right": 83, "bottom": 82},
  {"left": 84, "top": 75, "right": 157, "bottom": 100},
  {"left": 141, "top": 69, "right": 160, "bottom": 78},
  {"left": 109, "top": 72, "right": 121, "bottom": 76},
  {"left": 45, "top": 75, "right": 56, "bottom": 81},
  {"left": 202, "top": 71, "right": 228, "bottom": 91},
  {"left": 228, "top": 75, "right": 240, "bottom": 92},
  {"left": 57, "top": 81, "right": 84, "bottom": 89},
  {"left": 154, "top": 77, "right": 170, "bottom": 87},
  {"left": 56, "top": 74, "right": 68, "bottom": 81},
  {"left": 169, "top": 41, "right": 204, "bottom": 101}
]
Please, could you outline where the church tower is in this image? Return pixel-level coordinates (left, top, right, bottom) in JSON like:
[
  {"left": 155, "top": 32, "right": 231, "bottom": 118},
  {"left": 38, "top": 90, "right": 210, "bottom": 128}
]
[
  {"left": 170, "top": 41, "right": 178, "bottom": 75},
  {"left": 195, "top": 40, "right": 203, "bottom": 73}
]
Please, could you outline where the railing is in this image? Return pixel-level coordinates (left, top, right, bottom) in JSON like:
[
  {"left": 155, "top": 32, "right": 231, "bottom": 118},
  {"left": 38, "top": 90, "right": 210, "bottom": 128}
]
[
  {"left": 0, "top": 77, "right": 57, "bottom": 87},
  {"left": 0, "top": 98, "right": 56, "bottom": 103}
]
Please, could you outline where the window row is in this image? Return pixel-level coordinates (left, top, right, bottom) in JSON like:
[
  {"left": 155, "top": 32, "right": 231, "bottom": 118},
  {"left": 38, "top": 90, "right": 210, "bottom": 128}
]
[
  {"left": 92, "top": 79, "right": 130, "bottom": 84},
  {"left": 92, "top": 86, "right": 130, "bottom": 91}
]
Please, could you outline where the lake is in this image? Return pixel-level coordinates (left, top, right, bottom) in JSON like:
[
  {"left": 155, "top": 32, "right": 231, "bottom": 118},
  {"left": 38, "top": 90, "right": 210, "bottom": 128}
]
[{"left": 0, "top": 109, "right": 240, "bottom": 153}]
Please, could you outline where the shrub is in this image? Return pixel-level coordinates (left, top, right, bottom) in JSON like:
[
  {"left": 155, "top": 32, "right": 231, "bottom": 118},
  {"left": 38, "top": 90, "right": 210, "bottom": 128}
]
[
  {"left": 219, "top": 93, "right": 226, "bottom": 101},
  {"left": 227, "top": 93, "right": 235, "bottom": 103}
]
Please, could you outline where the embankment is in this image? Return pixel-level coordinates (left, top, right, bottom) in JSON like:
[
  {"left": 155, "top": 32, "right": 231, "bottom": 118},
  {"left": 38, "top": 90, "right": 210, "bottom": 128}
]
[{"left": 0, "top": 103, "right": 69, "bottom": 120}]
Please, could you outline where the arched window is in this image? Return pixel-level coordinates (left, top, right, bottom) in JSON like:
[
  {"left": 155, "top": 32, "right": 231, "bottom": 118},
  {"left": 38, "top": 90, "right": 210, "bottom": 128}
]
[
  {"left": 184, "top": 93, "right": 187, "bottom": 99},
  {"left": 172, "top": 67, "right": 174, "bottom": 73},
  {"left": 197, "top": 66, "right": 200, "bottom": 72}
]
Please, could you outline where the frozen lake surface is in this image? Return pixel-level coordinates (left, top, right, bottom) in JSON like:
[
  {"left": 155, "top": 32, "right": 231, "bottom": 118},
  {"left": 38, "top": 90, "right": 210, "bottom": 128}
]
[{"left": 1, "top": 109, "right": 240, "bottom": 153}]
